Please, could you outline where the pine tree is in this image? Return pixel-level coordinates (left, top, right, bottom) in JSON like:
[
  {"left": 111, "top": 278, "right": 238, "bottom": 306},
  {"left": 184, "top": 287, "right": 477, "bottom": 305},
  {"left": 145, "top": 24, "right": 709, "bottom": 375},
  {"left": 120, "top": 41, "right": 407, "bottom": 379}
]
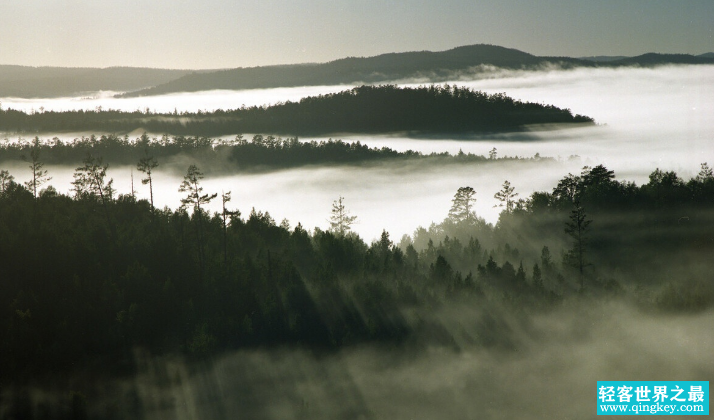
[
  {"left": 72, "top": 153, "right": 112, "bottom": 205},
  {"left": 178, "top": 164, "right": 216, "bottom": 276},
  {"left": 448, "top": 186, "right": 476, "bottom": 223},
  {"left": 0, "top": 170, "right": 14, "bottom": 194},
  {"left": 179, "top": 164, "right": 217, "bottom": 213},
  {"left": 552, "top": 173, "right": 581, "bottom": 205},
  {"left": 493, "top": 180, "right": 518, "bottom": 214},
  {"left": 564, "top": 201, "right": 592, "bottom": 288},
  {"left": 23, "top": 137, "right": 51, "bottom": 199},
  {"left": 696, "top": 162, "right": 713, "bottom": 183},
  {"left": 137, "top": 150, "right": 159, "bottom": 208},
  {"left": 378, "top": 229, "right": 392, "bottom": 253},
  {"left": 329, "top": 196, "right": 357, "bottom": 236},
  {"left": 221, "top": 191, "right": 239, "bottom": 265},
  {"left": 72, "top": 153, "right": 115, "bottom": 231}
]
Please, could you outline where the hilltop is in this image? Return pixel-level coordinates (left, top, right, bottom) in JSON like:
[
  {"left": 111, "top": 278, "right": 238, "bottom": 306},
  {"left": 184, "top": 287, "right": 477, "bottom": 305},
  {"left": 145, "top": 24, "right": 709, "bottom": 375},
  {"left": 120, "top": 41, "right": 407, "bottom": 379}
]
[
  {"left": 121, "top": 44, "right": 590, "bottom": 97},
  {"left": 121, "top": 45, "right": 714, "bottom": 97}
]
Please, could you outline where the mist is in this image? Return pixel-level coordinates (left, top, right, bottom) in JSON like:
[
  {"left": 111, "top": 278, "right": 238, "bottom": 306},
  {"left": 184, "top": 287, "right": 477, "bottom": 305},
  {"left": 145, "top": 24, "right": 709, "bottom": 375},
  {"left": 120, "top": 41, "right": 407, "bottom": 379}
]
[
  {"left": 3, "top": 66, "right": 712, "bottom": 241},
  {"left": 2, "top": 65, "right": 713, "bottom": 419},
  {"left": 130, "top": 303, "right": 712, "bottom": 420},
  {"left": 6, "top": 301, "right": 712, "bottom": 420},
  {"left": 323, "top": 65, "right": 714, "bottom": 183},
  {"left": 0, "top": 85, "right": 353, "bottom": 114},
  {"left": 3, "top": 157, "right": 584, "bottom": 242}
]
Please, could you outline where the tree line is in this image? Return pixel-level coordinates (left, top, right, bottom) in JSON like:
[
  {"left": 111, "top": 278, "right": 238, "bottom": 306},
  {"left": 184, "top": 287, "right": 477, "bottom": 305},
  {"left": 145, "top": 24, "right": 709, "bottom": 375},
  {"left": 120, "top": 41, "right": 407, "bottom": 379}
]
[{"left": 0, "top": 133, "right": 552, "bottom": 172}]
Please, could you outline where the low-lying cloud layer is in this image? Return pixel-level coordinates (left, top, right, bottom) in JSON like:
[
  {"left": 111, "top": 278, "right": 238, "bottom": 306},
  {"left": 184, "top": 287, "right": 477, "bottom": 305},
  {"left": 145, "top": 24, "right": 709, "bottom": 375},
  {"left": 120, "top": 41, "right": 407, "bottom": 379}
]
[
  {"left": 1, "top": 66, "right": 712, "bottom": 419},
  {"left": 1, "top": 65, "right": 711, "bottom": 242}
]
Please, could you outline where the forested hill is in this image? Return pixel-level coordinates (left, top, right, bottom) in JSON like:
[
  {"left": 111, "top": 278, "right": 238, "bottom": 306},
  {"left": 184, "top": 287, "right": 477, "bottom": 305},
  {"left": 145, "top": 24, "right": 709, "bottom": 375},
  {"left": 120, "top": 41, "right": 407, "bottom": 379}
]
[
  {"left": 121, "top": 44, "right": 714, "bottom": 97},
  {"left": 121, "top": 44, "right": 590, "bottom": 97},
  {"left": 0, "top": 85, "right": 594, "bottom": 137},
  {"left": 3, "top": 45, "right": 712, "bottom": 99},
  {"left": 0, "top": 66, "right": 216, "bottom": 98},
  {"left": 603, "top": 53, "right": 714, "bottom": 66},
  {"left": 578, "top": 53, "right": 714, "bottom": 65}
]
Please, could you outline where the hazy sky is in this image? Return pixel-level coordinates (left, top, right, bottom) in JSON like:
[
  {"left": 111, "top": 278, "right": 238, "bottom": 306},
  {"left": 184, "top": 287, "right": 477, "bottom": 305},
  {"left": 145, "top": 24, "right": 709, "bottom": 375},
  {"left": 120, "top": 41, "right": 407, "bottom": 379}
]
[{"left": 1, "top": 0, "right": 712, "bottom": 69}]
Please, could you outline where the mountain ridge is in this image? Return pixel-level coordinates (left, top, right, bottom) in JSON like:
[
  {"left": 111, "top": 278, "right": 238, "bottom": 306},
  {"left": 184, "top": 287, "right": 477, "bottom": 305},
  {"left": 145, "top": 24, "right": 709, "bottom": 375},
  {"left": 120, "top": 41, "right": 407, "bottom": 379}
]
[
  {"left": 120, "top": 44, "right": 591, "bottom": 97},
  {"left": 117, "top": 45, "right": 714, "bottom": 97},
  {"left": 2, "top": 44, "right": 713, "bottom": 99},
  {"left": 0, "top": 66, "right": 220, "bottom": 98}
]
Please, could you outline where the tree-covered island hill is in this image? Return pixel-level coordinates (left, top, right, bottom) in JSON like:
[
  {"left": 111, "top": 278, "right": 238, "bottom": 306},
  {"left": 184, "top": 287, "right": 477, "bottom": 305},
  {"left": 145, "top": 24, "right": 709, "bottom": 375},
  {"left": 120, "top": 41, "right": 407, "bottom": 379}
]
[{"left": 0, "top": 85, "right": 593, "bottom": 137}]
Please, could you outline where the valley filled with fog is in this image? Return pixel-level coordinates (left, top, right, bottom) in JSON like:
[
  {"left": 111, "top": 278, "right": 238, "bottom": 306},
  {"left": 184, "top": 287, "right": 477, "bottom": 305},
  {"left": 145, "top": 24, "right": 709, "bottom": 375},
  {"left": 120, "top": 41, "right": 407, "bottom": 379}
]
[
  {"left": 2, "top": 65, "right": 712, "bottom": 241},
  {"left": 2, "top": 65, "right": 713, "bottom": 420}
]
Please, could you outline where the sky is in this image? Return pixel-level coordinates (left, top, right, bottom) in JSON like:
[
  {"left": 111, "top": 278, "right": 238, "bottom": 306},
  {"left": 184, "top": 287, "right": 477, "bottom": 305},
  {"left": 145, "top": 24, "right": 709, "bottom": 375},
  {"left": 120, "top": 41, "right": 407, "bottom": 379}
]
[{"left": 0, "top": 0, "right": 712, "bottom": 69}]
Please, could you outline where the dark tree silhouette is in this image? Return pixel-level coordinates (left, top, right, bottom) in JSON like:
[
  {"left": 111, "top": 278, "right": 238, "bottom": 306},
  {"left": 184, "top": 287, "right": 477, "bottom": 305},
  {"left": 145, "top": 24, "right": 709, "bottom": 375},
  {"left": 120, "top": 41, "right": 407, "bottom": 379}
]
[
  {"left": 494, "top": 180, "right": 518, "bottom": 214},
  {"left": 564, "top": 201, "right": 592, "bottom": 288},
  {"left": 329, "top": 196, "right": 358, "bottom": 236},
  {"left": 23, "top": 137, "right": 51, "bottom": 199},
  {"left": 179, "top": 164, "right": 217, "bottom": 275},
  {"left": 552, "top": 173, "right": 581, "bottom": 205},
  {"left": 221, "top": 191, "right": 238, "bottom": 265},
  {"left": 696, "top": 162, "right": 713, "bottom": 182},
  {"left": 581, "top": 164, "right": 615, "bottom": 187},
  {"left": 449, "top": 186, "right": 477, "bottom": 223},
  {"left": 137, "top": 150, "right": 159, "bottom": 209},
  {"left": 179, "top": 164, "right": 216, "bottom": 213},
  {"left": 0, "top": 169, "right": 14, "bottom": 194},
  {"left": 72, "top": 153, "right": 113, "bottom": 204}
]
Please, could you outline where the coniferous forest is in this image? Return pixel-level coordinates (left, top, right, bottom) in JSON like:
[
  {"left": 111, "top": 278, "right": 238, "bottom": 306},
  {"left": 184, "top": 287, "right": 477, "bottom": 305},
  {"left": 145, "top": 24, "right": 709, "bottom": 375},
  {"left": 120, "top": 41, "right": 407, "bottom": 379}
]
[
  {"left": 1, "top": 132, "right": 713, "bottom": 417},
  {"left": 0, "top": 133, "right": 549, "bottom": 172},
  {"left": 0, "top": 68, "right": 712, "bottom": 419},
  {"left": 1, "top": 0, "right": 713, "bottom": 413},
  {"left": 0, "top": 85, "right": 593, "bottom": 137}
]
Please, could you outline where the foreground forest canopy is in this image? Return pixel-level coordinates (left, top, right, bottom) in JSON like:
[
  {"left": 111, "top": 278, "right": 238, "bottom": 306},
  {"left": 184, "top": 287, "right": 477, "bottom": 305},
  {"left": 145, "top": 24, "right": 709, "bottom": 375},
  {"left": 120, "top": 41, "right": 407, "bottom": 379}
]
[
  {"left": 0, "top": 85, "right": 594, "bottom": 137},
  {"left": 2, "top": 152, "right": 714, "bottom": 391}
]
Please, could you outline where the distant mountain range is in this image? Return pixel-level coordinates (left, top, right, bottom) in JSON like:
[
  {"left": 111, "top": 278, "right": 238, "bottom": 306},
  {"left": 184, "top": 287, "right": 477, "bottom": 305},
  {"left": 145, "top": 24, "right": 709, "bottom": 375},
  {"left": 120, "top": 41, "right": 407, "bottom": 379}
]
[
  {"left": 0, "top": 66, "right": 217, "bottom": 98},
  {"left": 1, "top": 45, "right": 712, "bottom": 98},
  {"left": 584, "top": 53, "right": 714, "bottom": 66},
  {"left": 577, "top": 56, "right": 630, "bottom": 62}
]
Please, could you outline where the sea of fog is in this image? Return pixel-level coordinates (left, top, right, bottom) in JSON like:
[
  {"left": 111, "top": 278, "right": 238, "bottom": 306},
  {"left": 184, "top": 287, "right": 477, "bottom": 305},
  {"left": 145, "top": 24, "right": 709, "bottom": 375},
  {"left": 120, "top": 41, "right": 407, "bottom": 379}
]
[
  {"left": 2, "top": 66, "right": 713, "bottom": 420},
  {"left": 2, "top": 65, "right": 712, "bottom": 241}
]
